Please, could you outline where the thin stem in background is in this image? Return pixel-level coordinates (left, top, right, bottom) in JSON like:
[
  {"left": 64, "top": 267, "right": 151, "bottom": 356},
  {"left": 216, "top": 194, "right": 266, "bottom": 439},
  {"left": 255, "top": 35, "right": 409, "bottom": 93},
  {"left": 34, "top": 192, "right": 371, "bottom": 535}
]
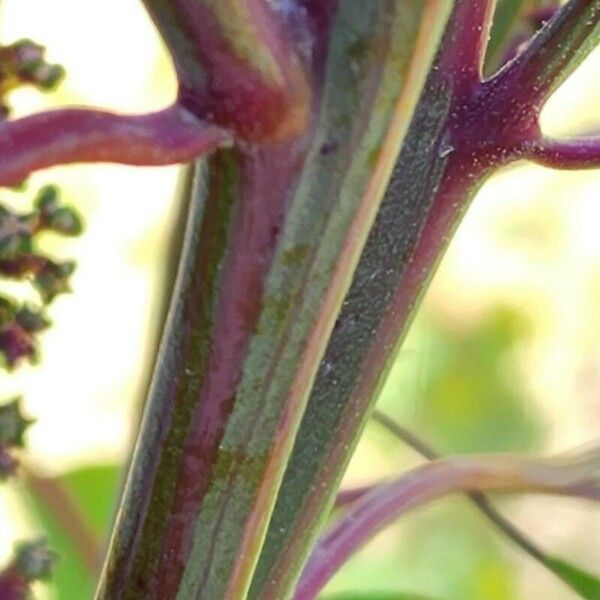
[
  {"left": 296, "top": 447, "right": 600, "bottom": 600},
  {"left": 370, "top": 411, "right": 599, "bottom": 593}
]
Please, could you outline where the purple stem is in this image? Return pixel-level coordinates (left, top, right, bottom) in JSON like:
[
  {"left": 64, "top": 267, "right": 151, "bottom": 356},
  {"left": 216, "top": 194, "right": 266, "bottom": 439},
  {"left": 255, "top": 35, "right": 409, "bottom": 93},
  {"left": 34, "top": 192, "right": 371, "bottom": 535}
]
[
  {"left": 295, "top": 453, "right": 600, "bottom": 600},
  {"left": 527, "top": 136, "right": 600, "bottom": 169},
  {"left": 141, "top": 0, "right": 312, "bottom": 142},
  {"left": 334, "top": 485, "right": 374, "bottom": 509},
  {"left": 487, "top": 0, "right": 600, "bottom": 109},
  {"left": 437, "top": 0, "right": 495, "bottom": 96},
  {"left": 0, "top": 104, "right": 230, "bottom": 186}
]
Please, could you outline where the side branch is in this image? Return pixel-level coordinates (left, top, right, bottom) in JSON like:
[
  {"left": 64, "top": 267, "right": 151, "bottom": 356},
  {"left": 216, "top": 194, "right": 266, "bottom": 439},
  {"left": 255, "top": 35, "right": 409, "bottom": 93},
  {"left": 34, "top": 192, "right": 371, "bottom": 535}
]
[
  {"left": 437, "top": 0, "right": 496, "bottom": 92},
  {"left": 489, "top": 0, "right": 600, "bottom": 106},
  {"left": 365, "top": 411, "right": 600, "bottom": 597},
  {"left": 527, "top": 137, "right": 600, "bottom": 170},
  {"left": 141, "top": 0, "right": 311, "bottom": 141},
  {"left": 295, "top": 447, "right": 600, "bottom": 600},
  {"left": 0, "top": 104, "right": 230, "bottom": 186}
]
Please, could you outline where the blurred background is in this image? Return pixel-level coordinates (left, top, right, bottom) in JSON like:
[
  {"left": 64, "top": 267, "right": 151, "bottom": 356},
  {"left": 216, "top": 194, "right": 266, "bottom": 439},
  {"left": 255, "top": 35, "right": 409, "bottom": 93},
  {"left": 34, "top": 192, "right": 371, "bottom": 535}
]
[{"left": 0, "top": 1, "right": 598, "bottom": 598}]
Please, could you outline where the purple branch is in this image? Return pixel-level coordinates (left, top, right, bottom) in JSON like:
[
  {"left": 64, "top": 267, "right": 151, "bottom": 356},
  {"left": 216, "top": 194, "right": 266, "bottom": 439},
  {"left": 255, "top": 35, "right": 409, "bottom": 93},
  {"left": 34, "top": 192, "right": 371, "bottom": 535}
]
[
  {"left": 295, "top": 450, "right": 600, "bottom": 600},
  {"left": 141, "top": 0, "right": 312, "bottom": 142},
  {"left": 0, "top": 104, "right": 231, "bottom": 186},
  {"left": 437, "top": 0, "right": 495, "bottom": 95},
  {"left": 488, "top": 0, "right": 600, "bottom": 108},
  {"left": 527, "top": 136, "right": 600, "bottom": 170},
  {"left": 439, "top": 0, "right": 600, "bottom": 175}
]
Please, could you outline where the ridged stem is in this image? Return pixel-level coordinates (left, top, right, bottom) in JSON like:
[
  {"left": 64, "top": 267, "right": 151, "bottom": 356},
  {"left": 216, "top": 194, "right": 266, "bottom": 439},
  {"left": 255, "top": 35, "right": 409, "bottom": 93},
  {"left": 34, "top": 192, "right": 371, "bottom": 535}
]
[{"left": 253, "top": 1, "right": 600, "bottom": 597}]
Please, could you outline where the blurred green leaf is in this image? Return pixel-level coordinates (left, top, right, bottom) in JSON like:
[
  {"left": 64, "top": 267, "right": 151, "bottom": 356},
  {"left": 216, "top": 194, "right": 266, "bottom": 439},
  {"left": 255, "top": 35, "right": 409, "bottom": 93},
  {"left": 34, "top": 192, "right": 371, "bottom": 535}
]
[
  {"left": 486, "top": 0, "right": 527, "bottom": 68},
  {"left": 322, "top": 593, "right": 439, "bottom": 600},
  {"left": 546, "top": 557, "right": 600, "bottom": 599},
  {"left": 23, "top": 464, "right": 120, "bottom": 600},
  {"left": 486, "top": 0, "right": 561, "bottom": 73},
  {"left": 412, "top": 307, "right": 544, "bottom": 454},
  {"left": 60, "top": 464, "right": 121, "bottom": 538}
]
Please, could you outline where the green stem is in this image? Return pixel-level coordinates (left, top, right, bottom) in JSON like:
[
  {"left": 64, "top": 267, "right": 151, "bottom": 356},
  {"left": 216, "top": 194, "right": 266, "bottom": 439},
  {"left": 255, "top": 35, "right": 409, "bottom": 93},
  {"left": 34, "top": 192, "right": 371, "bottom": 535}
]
[
  {"left": 97, "top": 2, "right": 449, "bottom": 598},
  {"left": 251, "top": 0, "right": 600, "bottom": 597}
]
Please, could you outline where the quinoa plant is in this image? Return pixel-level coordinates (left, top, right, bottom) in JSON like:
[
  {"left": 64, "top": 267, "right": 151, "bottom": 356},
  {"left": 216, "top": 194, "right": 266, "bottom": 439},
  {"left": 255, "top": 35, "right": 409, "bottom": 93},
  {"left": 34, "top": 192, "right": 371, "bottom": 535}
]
[{"left": 1, "top": 1, "right": 600, "bottom": 598}]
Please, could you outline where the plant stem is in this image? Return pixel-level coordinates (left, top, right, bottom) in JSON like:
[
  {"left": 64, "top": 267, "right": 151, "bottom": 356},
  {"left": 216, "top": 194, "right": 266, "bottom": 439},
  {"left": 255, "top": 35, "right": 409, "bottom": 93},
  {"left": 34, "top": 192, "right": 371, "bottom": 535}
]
[
  {"left": 295, "top": 447, "right": 600, "bottom": 600},
  {"left": 371, "top": 411, "right": 438, "bottom": 459},
  {"left": 487, "top": 0, "right": 600, "bottom": 109},
  {"left": 96, "top": 149, "right": 284, "bottom": 599},
  {"left": 0, "top": 105, "right": 229, "bottom": 186},
  {"left": 435, "top": 0, "right": 495, "bottom": 93},
  {"left": 140, "top": 0, "right": 311, "bottom": 141},
  {"left": 97, "top": 2, "right": 449, "bottom": 597},
  {"left": 527, "top": 137, "right": 600, "bottom": 169},
  {"left": 252, "top": 0, "right": 600, "bottom": 597},
  {"left": 369, "top": 411, "right": 600, "bottom": 595}
]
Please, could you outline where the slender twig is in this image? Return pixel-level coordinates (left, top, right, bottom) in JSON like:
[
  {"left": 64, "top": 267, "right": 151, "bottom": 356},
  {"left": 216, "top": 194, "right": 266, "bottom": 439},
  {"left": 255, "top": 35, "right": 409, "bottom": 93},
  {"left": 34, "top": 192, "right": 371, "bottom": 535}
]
[
  {"left": 296, "top": 448, "right": 600, "bottom": 600},
  {"left": 487, "top": 0, "right": 600, "bottom": 106},
  {"left": 527, "top": 137, "right": 600, "bottom": 170},
  {"left": 0, "top": 104, "right": 230, "bottom": 186},
  {"left": 372, "top": 411, "right": 437, "bottom": 460},
  {"left": 369, "top": 411, "right": 589, "bottom": 582}
]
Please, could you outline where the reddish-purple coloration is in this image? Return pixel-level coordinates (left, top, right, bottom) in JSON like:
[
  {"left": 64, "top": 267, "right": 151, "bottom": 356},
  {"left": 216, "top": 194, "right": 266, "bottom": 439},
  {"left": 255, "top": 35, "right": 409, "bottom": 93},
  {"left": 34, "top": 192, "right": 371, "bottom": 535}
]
[
  {"left": 0, "top": 449, "right": 18, "bottom": 478},
  {"left": 257, "top": 2, "right": 600, "bottom": 596},
  {"left": 296, "top": 452, "right": 600, "bottom": 600},
  {"left": 144, "top": 0, "right": 311, "bottom": 142},
  {"left": 0, "top": 105, "right": 229, "bottom": 186},
  {"left": 0, "top": 567, "right": 29, "bottom": 600}
]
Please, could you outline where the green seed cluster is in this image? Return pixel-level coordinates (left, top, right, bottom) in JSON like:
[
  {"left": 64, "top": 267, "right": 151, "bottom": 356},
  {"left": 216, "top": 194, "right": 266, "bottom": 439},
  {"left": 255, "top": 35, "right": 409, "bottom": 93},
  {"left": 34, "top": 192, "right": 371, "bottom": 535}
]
[{"left": 0, "top": 39, "right": 64, "bottom": 117}]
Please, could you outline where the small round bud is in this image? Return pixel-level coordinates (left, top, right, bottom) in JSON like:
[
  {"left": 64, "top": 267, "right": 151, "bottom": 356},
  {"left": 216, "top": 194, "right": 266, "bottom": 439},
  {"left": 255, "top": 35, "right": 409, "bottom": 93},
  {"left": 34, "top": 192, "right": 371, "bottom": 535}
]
[{"left": 14, "top": 539, "right": 57, "bottom": 582}]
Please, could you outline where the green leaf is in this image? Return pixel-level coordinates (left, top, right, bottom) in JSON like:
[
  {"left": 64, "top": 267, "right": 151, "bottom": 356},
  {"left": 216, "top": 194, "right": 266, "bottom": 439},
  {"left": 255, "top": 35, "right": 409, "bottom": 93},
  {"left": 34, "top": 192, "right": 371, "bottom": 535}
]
[
  {"left": 22, "top": 464, "right": 120, "bottom": 599},
  {"left": 485, "top": 0, "right": 527, "bottom": 70},
  {"left": 59, "top": 464, "right": 121, "bottom": 538},
  {"left": 547, "top": 557, "right": 600, "bottom": 600},
  {"left": 322, "top": 593, "right": 439, "bottom": 600}
]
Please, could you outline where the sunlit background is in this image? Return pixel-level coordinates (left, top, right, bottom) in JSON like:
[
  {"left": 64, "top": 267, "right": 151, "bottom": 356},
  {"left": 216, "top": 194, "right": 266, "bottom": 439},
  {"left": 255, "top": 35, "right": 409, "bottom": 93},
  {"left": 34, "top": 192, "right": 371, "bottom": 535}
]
[{"left": 0, "top": 1, "right": 599, "bottom": 599}]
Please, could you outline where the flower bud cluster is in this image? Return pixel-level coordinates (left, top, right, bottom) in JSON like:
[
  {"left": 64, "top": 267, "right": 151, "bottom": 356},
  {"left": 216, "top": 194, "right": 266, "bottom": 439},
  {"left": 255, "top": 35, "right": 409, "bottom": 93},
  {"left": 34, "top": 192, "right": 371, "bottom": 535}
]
[
  {"left": 0, "top": 185, "right": 82, "bottom": 369},
  {"left": 0, "top": 40, "right": 64, "bottom": 117},
  {"left": 0, "top": 398, "right": 33, "bottom": 480}
]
